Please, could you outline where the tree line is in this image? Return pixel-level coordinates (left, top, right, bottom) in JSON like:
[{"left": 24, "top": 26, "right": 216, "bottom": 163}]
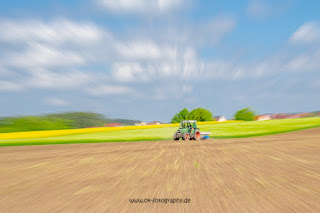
[
  {"left": 0, "top": 112, "right": 141, "bottom": 133},
  {"left": 171, "top": 107, "right": 256, "bottom": 123}
]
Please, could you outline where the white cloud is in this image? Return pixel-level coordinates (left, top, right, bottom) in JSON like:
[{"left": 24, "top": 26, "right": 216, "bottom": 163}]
[
  {"left": 198, "top": 30, "right": 319, "bottom": 80},
  {"left": 285, "top": 49, "right": 320, "bottom": 71},
  {"left": 0, "top": 19, "right": 108, "bottom": 70},
  {"left": 0, "top": 18, "right": 109, "bottom": 92},
  {"left": 182, "top": 85, "right": 192, "bottom": 93},
  {"left": 182, "top": 48, "right": 201, "bottom": 78},
  {"left": 46, "top": 98, "right": 69, "bottom": 106},
  {"left": 25, "top": 69, "right": 95, "bottom": 89},
  {"left": 0, "top": 19, "right": 104, "bottom": 45},
  {"left": 199, "top": 17, "right": 236, "bottom": 45},
  {"left": 4, "top": 43, "right": 85, "bottom": 69},
  {"left": 202, "top": 54, "right": 296, "bottom": 81},
  {"left": 158, "top": 0, "right": 182, "bottom": 11},
  {"left": 111, "top": 46, "right": 203, "bottom": 82},
  {"left": 160, "top": 16, "right": 236, "bottom": 46},
  {"left": 112, "top": 62, "right": 146, "bottom": 82},
  {"left": 247, "top": 0, "right": 288, "bottom": 18},
  {"left": 0, "top": 80, "right": 22, "bottom": 91},
  {"left": 115, "top": 41, "right": 177, "bottom": 60},
  {"left": 87, "top": 85, "right": 134, "bottom": 96},
  {"left": 0, "top": 66, "right": 10, "bottom": 77},
  {"left": 96, "top": 0, "right": 183, "bottom": 14},
  {"left": 150, "top": 83, "right": 194, "bottom": 100},
  {"left": 247, "top": 0, "right": 270, "bottom": 17},
  {"left": 202, "top": 60, "right": 237, "bottom": 80},
  {"left": 289, "top": 22, "right": 320, "bottom": 44}
]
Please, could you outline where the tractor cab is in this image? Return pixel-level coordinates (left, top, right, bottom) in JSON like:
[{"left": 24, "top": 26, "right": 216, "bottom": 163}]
[{"left": 179, "top": 120, "right": 197, "bottom": 132}]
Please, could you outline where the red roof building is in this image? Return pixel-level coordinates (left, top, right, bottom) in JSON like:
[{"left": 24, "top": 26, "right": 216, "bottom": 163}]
[
  {"left": 105, "top": 123, "right": 122, "bottom": 127},
  {"left": 271, "top": 113, "right": 311, "bottom": 119},
  {"left": 285, "top": 113, "right": 311, "bottom": 119}
]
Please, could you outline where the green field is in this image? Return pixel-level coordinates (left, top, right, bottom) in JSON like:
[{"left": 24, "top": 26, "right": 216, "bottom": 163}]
[{"left": 0, "top": 117, "right": 320, "bottom": 146}]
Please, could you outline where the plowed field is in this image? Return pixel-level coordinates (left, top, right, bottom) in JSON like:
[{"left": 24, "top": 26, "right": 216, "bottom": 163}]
[{"left": 1, "top": 128, "right": 320, "bottom": 212}]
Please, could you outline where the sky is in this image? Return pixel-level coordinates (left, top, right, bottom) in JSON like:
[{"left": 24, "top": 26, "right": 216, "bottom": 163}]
[{"left": 0, "top": 0, "right": 319, "bottom": 122}]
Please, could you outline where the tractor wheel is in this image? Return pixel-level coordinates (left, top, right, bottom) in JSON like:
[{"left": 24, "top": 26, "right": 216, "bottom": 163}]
[
  {"left": 190, "top": 134, "right": 194, "bottom": 140},
  {"left": 194, "top": 130, "right": 201, "bottom": 140},
  {"left": 182, "top": 132, "right": 190, "bottom": 141},
  {"left": 173, "top": 133, "right": 179, "bottom": 140}
]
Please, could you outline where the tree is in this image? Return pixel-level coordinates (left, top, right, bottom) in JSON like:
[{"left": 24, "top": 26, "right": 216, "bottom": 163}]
[
  {"left": 235, "top": 107, "right": 256, "bottom": 121},
  {"left": 187, "top": 108, "right": 213, "bottom": 121},
  {"left": 171, "top": 108, "right": 190, "bottom": 123}
]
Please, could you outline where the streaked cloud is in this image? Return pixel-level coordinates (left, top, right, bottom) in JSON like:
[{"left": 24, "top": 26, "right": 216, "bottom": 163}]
[
  {"left": 115, "top": 41, "right": 177, "bottom": 60},
  {"left": 198, "top": 16, "right": 236, "bottom": 45},
  {"left": 0, "top": 80, "right": 22, "bottom": 92},
  {"left": 25, "top": 69, "right": 96, "bottom": 89},
  {"left": 46, "top": 98, "right": 69, "bottom": 106},
  {"left": 4, "top": 43, "right": 86, "bottom": 69},
  {"left": 111, "top": 46, "right": 203, "bottom": 82},
  {"left": 87, "top": 85, "right": 134, "bottom": 96},
  {"left": 285, "top": 50, "right": 320, "bottom": 72},
  {"left": 95, "top": 0, "right": 185, "bottom": 14},
  {"left": 246, "top": 0, "right": 289, "bottom": 18},
  {"left": 0, "top": 19, "right": 104, "bottom": 45},
  {"left": 289, "top": 22, "right": 320, "bottom": 44}
]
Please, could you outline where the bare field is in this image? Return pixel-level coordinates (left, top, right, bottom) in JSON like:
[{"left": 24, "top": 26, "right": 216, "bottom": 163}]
[{"left": 1, "top": 128, "right": 320, "bottom": 212}]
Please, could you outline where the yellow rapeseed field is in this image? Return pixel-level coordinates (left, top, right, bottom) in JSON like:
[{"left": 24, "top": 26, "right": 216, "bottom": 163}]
[{"left": 0, "top": 124, "right": 174, "bottom": 140}]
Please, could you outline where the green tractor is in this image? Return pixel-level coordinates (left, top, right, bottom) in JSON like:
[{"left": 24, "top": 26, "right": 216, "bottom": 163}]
[{"left": 173, "top": 120, "right": 201, "bottom": 141}]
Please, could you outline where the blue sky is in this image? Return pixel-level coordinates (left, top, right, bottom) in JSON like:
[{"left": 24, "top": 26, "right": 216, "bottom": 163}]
[{"left": 0, "top": 0, "right": 319, "bottom": 122}]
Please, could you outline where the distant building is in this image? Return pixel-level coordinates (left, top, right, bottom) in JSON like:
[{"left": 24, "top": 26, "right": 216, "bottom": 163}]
[
  {"left": 256, "top": 114, "right": 272, "bottom": 121},
  {"left": 135, "top": 122, "right": 147, "bottom": 126},
  {"left": 285, "top": 113, "right": 310, "bottom": 119},
  {"left": 105, "top": 123, "right": 122, "bottom": 127},
  {"left": 270, "top": 112, "right": 311, "bottom": 120},
  {"left": 214, "top": 116, "right": 227, "bottom": 122},
  {"left": 271, "top": 113, "right": 291, "bottom": 120},
  {"left": 147, "top": 121, "right": 163, "bottom": 125}
]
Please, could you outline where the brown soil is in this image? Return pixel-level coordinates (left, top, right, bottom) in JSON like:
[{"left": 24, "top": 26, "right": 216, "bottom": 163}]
[{"left": 1, "top": 128, "right": 320, "bottom": 212}]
